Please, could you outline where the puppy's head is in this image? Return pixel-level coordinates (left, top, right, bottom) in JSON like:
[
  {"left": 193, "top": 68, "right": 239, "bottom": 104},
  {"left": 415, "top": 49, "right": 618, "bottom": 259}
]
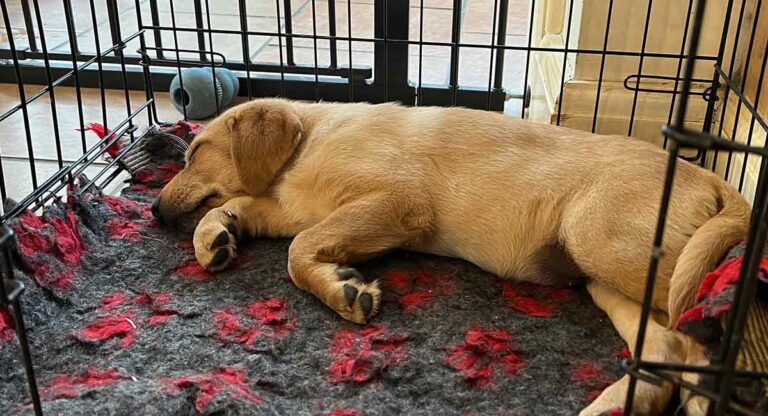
[{"left": 152, "top": 100, "right": 303, "bottom": 232}]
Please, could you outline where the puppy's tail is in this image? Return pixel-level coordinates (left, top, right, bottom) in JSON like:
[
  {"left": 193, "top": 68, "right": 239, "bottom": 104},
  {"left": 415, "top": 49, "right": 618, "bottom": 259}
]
[{"left": 667, "top": 179, "right": 750, "bottom": 327}]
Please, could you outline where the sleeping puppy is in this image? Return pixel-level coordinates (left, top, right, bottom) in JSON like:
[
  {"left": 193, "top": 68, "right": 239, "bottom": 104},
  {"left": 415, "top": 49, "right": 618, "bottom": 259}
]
[{"left": 153, "top": 99, "right": 750, "bottom": 415}]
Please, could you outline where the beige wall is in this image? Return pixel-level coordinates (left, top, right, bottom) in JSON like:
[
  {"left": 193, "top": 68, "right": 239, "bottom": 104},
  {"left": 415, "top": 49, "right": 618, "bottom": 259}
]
[
  {"left": 710, "top": 0, "right": 767, "bottom": 204},
  {"left": 528, "top": 0, "right": 729, "bottom": 153}
]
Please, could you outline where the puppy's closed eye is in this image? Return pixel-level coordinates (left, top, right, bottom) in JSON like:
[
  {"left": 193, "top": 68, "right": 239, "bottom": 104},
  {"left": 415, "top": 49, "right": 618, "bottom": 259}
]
[{"left": 201, "top": 192, "right": 221, "bottom": 207}]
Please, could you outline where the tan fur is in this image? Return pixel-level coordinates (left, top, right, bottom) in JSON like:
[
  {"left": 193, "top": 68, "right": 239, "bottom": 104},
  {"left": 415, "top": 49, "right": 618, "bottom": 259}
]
[{"left": 156, "top": 99, "right": 751, "bottom": 414}]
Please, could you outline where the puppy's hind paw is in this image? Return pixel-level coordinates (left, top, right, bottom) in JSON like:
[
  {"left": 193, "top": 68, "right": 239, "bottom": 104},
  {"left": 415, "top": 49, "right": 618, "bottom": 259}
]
[{"left": 334, "top": 267, "right": 381, "bottom": 324}]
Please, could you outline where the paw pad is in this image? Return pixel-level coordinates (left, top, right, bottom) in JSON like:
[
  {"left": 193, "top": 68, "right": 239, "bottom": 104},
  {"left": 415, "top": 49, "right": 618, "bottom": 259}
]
[
  {"left": 343, "top": 284, "right": 359, "bottom": 307},
  {"left": 211, "top": 230, "right": 230, "bottom": 249},
  {"left": 209, "top": 248, "right": 232, "bottom": 270}
]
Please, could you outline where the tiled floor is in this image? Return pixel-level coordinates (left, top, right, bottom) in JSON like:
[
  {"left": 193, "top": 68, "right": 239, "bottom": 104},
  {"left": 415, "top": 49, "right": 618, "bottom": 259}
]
[
  {"left": 0, "top": 0, "right": 532, "bottom": 205},
  {"left": 0, "top": 84, "right": 179, "bottom": 204},
  {"left": 2, "top": 0, "right": 531, "bottom": 90}
]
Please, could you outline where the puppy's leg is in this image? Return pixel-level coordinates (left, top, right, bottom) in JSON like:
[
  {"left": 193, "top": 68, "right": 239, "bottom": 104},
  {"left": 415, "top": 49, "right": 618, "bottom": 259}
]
[
  {"left": 580, "top": 281, "right": 683, "bottom": 416},
  {"left": 288, "top": 194, "right": 432, "bottom": 323},
  {"left": 679, "top": 338, "right": 710, "bottom": 416},
  {"left": 194, "top": 196, "right": 308, "bottom": 270}
]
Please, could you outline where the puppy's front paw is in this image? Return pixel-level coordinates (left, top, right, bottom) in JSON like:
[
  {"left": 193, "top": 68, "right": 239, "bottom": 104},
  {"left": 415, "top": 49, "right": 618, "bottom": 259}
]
[{"left": 194, "top": 209, "right": 239, "bottom": 271}]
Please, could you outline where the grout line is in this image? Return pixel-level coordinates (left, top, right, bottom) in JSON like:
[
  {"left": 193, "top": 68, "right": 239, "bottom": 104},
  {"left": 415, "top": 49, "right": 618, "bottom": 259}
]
[{"left": 249, "top": 0, "right": 313, "bottom": 61}]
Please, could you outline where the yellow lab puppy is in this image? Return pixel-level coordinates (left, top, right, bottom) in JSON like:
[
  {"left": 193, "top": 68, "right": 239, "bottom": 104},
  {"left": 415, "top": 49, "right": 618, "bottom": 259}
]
[{"left": 153, "top": 99, "right": 749, "bottom": 415}]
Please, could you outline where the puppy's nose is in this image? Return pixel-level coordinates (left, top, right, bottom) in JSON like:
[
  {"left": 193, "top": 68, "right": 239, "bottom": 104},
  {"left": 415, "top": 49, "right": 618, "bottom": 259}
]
[{"left": 151, "top": 198, "right": 163, "bottom": 222}]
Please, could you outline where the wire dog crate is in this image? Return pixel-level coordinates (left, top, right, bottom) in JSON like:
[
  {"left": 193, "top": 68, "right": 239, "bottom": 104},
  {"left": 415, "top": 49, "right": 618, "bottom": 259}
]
[{"left": 1, "top": 0, "right": 767, "bottom": 414}]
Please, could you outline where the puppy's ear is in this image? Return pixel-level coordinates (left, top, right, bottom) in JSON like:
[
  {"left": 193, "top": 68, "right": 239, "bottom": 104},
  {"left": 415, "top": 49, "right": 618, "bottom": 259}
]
[{"left": 227, "top": 101, "right": 303, "bottom": 195}]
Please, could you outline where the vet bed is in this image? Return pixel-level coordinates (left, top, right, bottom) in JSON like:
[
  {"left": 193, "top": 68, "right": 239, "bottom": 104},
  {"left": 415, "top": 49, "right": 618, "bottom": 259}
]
[{"left": 0, "top": 123, "right": 763, "bottom": 415}]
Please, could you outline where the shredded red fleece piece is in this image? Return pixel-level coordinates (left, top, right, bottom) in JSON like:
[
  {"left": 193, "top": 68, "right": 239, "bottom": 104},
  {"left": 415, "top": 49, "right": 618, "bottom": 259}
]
[
  {"left": 40, "top": 368, "right": 128, "bottom": 401},
  {"left": 501, "top": 282, "right": 563, "bottom": 318},
  {"left": 12, "top": 209, "right": 85, "bottom": 291},
  {"left": 134, "top": 292, "right": 180, "bottom": 326},
  {"left": 106, "top": 218, "right": 144, "bottom": 242},
  {"left": 214, "top": 299, "right": 295, "bottom": 349},
  {"left": 74, "top": 312, "right": 137, "bottom": 348},
  {"left": 0, "top": 307, "right": 15, "bottom": 343},
  {"left": 244, "top": 298, "right": 297, "bottom": 338},
  {"left": 171, "top": 252, "right": 254, "bottom": 281},
  {"left": 96, "top": 292, "right": 179, "bottom": 330},
  {"left": 329, "top": 409, "right": 362, "bottom": 416},
  {"left": 78, "top": 123, "right": 119, "bottom": 158},
  {"left": 45, "top": 268, "right": 75, "bottom": 291},
  {"left": 445, "top": 328, "right": 526, "bottom": 387},
  {"left": 100, "top": 293, "right": 128, "bottom": 311},
  {"left": 214, "top": 309, "right": 261, "bottom": 348},
  {"left": 162, "top": 366, "right": 262, "bottom": 412},
  {"left": 571, "top": 361, "right": 616, "bottom": 402},
  {"left": 329, "top": 325, "right": 409, "bottom": 384},
  {"left": 616, "top": 346, "right": 631, "bottom": 360},
  {"left": 696, "top": 257, "right": 768, "bottom": 301},
  {"left": 172, "top": 258, "right": 214, "bottom": 281},
  {"left": 47, "top": 212, "right": 83, "bottom": 265},
  {"left": 134, "top": 163, "right": 182, "bottom": 187},
  {"left": 103, "top": 195, "right": 152, "bottom": 220},
  {"left": 676, "top": 256, "right": 768, "bottom": 334},
  {"left": 384, "top": 269, "right": 454, "bottom": 312},
  {"left": 15, "top": 212, "right": 51, "bottom": 256}
]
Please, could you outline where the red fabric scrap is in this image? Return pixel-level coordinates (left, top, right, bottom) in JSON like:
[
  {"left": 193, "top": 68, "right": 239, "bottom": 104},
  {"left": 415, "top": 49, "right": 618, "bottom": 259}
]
[
  {"left": 103, "top": 195, "right": 152, "bottom": 220},
  {"left": 18, "top": 209, "right": 45, "bottom": 229},
  {"left": 502, "top": 283, "right": 555, "bottom": 317},
  {"left": 100, "top": 293, "right": 128, "bottom": 311},
  {"left": 106, "top": 218, "right": 144, "bottom": 242},
  {"left": 383, "top": 269, "right": 454, "bottom": 313},
  {"left": 695, "top": 257, "right": 765, "bottom": 301},
  {"left": 11, "top": 210, "right": 83, "bottom": 291},
  {"left": 133, "top": 163, "right": 182, "bottom": 187},
  {"left": 214, "top": 309, "right": 261, "bottom": 348},
  {"left": 0, "top": 307, "right": 15, "bottom": 343},
  {"left": 78, "top": 123, "right": 119, "bottom": 158},
  {"left": 40, "top": 368, "right": 128, "bottom": 401},
  {"left": 677, "top": 256, "right": 768, "bottom": 332},
  {"left": 172, "top": 258, "right": 214, "bottom": 281},
  {"left": 47, "top": 212, "right": 83, "bottom": 265},
  {"left": 616, "top": 346, "right": 631, "bottom": 360},
  {"left": 12, "top": 209, "right": 83, "bottom": 291},
  {"left": 244, "top": 298, "right": 296, "bottom": 338},
  {"left": 445, "top": 328, "right": 526, "bottom": 388},
  {"left": 384, "top": 269, "right": 410, "bottom": 291},
  {"left": 244, "top": 298, "right": 287, "bottom": 325},
  {"left": 96, "top": 292, "right": 179, "bottom": 329},
  {"left": 14, "top": 212, "right": 51, "bottom": 256},
  {"left": 171, "top": 252, "right": 254, "bottom": 281},
  {"left": 214, "top": 299, "right": 295, "bottom": 349},
  {"left": 162, "top": 366, "right": 262, "bottom": 413},
  {"left": 329, "top": 409, "right": 361, "bottom": 416},
  {"left": 170, "top": 120, "right": 203, "bottom": 137},
  {"left": 571, "top": 361, "right": 616, "bottom": 402},
  {"left": 45, "top": 269, "right": 76, "bottom": 291},
  {"left": 134, "top": 292, "right": 179, "bottom": 326},
  {"left": 329, "top": 325, "right": 409, "bottom": 384},
  {"left": 73, "top": 312, "right": 137, "bottom": 348}
]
